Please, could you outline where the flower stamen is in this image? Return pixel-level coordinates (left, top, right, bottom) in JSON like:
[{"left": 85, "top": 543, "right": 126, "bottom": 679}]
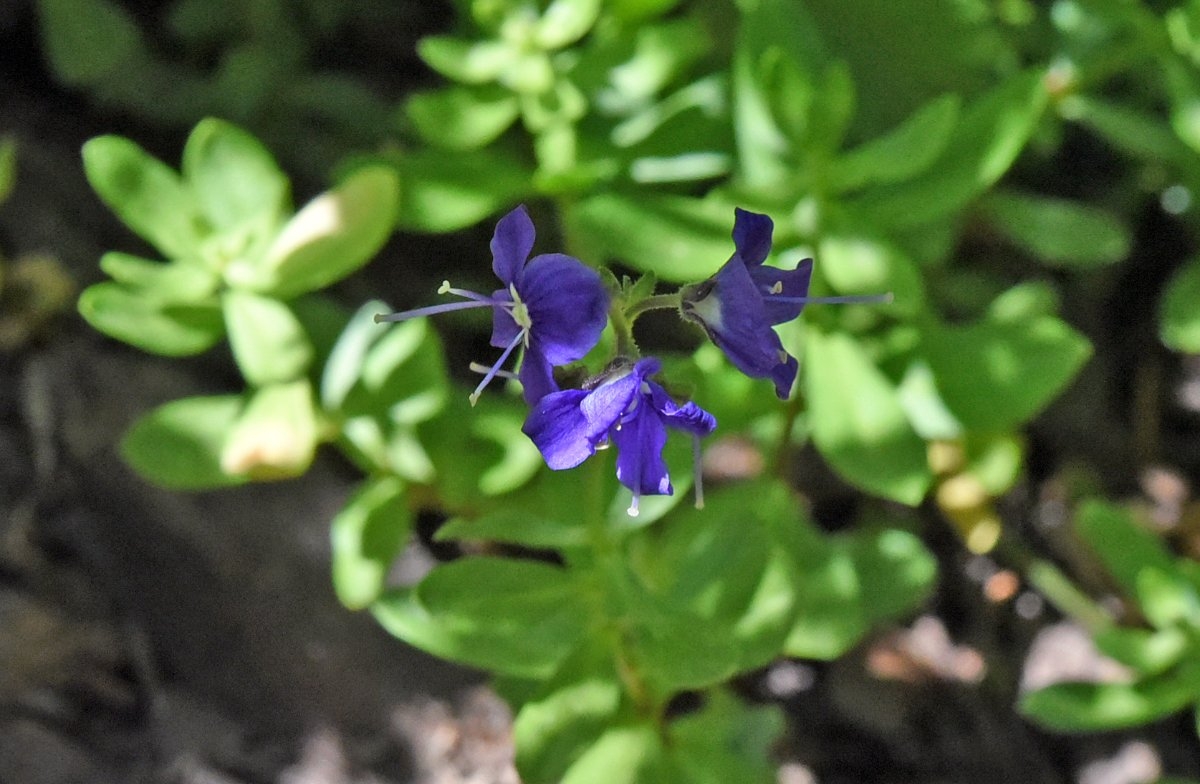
[{"left": 469, "top": 330, "right": 525, "bottom": 406}]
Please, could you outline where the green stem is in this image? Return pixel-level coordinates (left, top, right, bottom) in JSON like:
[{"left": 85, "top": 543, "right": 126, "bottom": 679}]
[
  {"left": 625, "top": 293, "right": 681, "bottom": 322},
  {"left": 1024, "top": 558, "right": 1114, "bottom": 632}
]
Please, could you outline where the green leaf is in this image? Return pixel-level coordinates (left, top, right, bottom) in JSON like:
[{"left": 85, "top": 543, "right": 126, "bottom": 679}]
[
  {"left": 1075, "top": 500, "right": 1181, "bottom": 606},
  {"left": 219, "top": 379, "right": 318, "bottom": 480},
  {"left": 120, "top": 395, "right": 246, "bottom": 489},
  {"left": 565, "top": 193, "right": 733, "bottom": 282},
  {"left": 731, "top": 0, "right": 823, "bottom": 190},
  {"left": 222, "top": 290, "right": 313, "bottom": 386},
  {"left": 829, "top": 94, "right": 960, "bottom": 191},
  {"left": 181, "top": 118, "right": 290, "bottom": 233},
  {"left": 435, "top": 509, "right": 588, "bottom": 550},
  {"left": 418, "top": 36, "right": 516, "bottom": 84},
  {"left": 38, "top": 0, "right": 143, "bottom": 85},
  {"left": 405, "top": 86, "right": 520, "bottom": 151},
  {"left": 332, "top": 476, "right": 411, "bottom": 610},
  {"left": 920, "top": 313, "right": 1091, "bottom": 431},
  {"left": 977, "top": 190, "right": 1130, "bottom": 268},
  {"left": 392, "top": 148, "right": 530, "bottom": 233},
  {"left": 320, "top": 300, "right": 392, "bottom": 411},
  {"left": 805, "top": 329, "right": 932, "bottom": 505},
  {"left": 623, "top": 583, "right": 741, "bottom": 694},
  {"left": 82, "top": 135, "right": 206, "bottom": 259},
  {"left": 1020, "top": 662, "right": 1200, "bottom": 731},
  {"left": 1160, "top": 256, "right": 1200, "bottom": 353},
  {"left": 851, "top": 70, "right": 1047, "bottom": 229},
  {"left": 963, "top": 432, "right": 1025, "bottom": 496},
  {"left": 515, "top": 674, "right": 623, "bottom": 784},
  {"left": 371, "top": 557, "right": 588, "bottom": 679},
  {"left": 336, "top": 312, "right": 448, "bottom": 421},
  {"left": 535, "top": 0, "right": 602, "bottom": 49},
  {"left": 1064, "top": 96, "right": 1196, "bottom": 171},
  {"left": 773, "top": 510, "right": 870, "bottom": 660},
  {"left": 1137, "top": 567, "right": 1200, "bottom": 630},
  {"left": 243, "top": 166, "right": 398, "bottom": 298},
  {"left": 98, "top": 252, "right": 220, "bottom": 301},
  {"left": 78, "top": 281, "right": 224, "bottom": 356},
  {"left": 667, "top": 690, "right": 783, "bottom": 784},
  {"left": 847, "top": 527, "right": 937, "bottom": 625},
  {"left": 561, "top": 724, "right": 667, "bottom": 784},
  {"left": 632, "top": 480, "right": 798, "bottom": 672},
  {"left": 0, "top": 135, "right": 16, "bottom": 205},
  {"left": 1094, "top": 626, "right": 1190, "bottom": 677}
]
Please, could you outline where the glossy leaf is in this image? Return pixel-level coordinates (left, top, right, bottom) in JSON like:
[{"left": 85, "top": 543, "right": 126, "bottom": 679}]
[
  {"left": 98, "top": 252, "right": 220, "bottom": 301},
  {"left": 535, "top": 0, "right": 602, "bottom": 49},
  {"left": 1094, "top": 626, "right": 1190, "bottom": 677},
  {"left": 515, "top": 674, "right": 623, "bottom": 784},
  {"left": 817, "top": 235, "right": 925, "bottom": 315},
  {"left": 561, "top": 724, "right": 667, "bottom": 784},
  {"left": 1075, "top": 500, "right": 1180, "bottom": 606},
  {"left": 847, "top": 527, "right": 937, "bottom": 625},
  {"left": 667, "top": 690, "right": 783, "bottom": 784},
  {"left": 418, "top": 36, "right": 515, "bottom": 84},
  {"left": 852, "top": 70, "right": 1047, "bottom": 228},
  {"left": 392, "top": 148, "right": 530, "bottom": 232},
  {"left": 38, "top": 0, "right": 142, "bottom": 85}
]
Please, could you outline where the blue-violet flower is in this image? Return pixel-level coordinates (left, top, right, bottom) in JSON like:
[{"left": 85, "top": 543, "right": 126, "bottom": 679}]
[
  {"left": 680, "top": 208, "right": 889, "bottom": 399},
  {"left": 376, "top": 205, "right": 609, "bottom": 405},
  {"left": 522, "top": 357, "right": 717, "bottom": 516}
]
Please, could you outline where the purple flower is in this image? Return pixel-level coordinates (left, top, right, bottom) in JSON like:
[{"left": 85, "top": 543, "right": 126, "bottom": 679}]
[
  {"left": 522, "top": 357, "right": 716, "bottom": 516},
  {"left": 376, "top": 205, "right": 609, "bottom": 404},
  {"left": 679, "top": 209, "right": 891, "bottom": 398},
  {"left": 679, "top": 209, "right": 812, "bottom": 399}
]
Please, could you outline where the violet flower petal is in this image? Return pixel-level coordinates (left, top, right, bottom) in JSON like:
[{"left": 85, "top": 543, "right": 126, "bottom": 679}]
[
  {"left": 490, "top": 205, "right": 536, "bottom": 286},
  {"left": 521, "top": 253, "right": 609, "bottom": 366},
  {"left": 613, "top": 404, "right": 672, "bottom": 497}
]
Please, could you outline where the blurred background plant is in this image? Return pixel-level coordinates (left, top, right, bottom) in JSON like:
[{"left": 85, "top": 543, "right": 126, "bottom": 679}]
[{"left": 11, "top": 0, "right": 1200, "bottom": 781}]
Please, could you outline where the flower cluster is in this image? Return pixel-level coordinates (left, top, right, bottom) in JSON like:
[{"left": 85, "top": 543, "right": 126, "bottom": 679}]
[{"left": 376, "top": 205, "right": 887, "bottom": 513}]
